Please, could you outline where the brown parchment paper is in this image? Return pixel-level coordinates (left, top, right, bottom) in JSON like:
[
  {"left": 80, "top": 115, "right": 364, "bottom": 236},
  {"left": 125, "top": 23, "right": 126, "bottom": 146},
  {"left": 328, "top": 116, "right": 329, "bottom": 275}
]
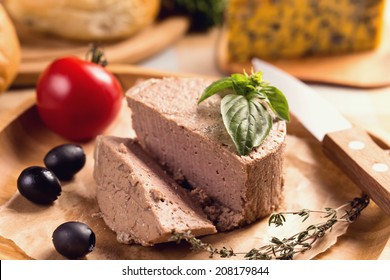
[{"left": 0, "top": 104, "right": 389, "bottom": 260}]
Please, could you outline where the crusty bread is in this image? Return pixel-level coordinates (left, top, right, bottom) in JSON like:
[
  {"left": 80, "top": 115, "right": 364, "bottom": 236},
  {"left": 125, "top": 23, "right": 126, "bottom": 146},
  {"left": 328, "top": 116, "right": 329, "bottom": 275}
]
[
  {"left": 0, "top": 3, "right": 20, "bottom": 93},
  {"left": 4, "top": 0, "right": 160, "bottom": 41}
]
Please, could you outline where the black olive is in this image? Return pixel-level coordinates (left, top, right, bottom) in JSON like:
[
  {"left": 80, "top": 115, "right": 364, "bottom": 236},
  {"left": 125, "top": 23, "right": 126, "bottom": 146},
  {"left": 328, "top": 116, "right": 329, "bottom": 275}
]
[
  {"left": 17, "top": 166, "right": 62, "bottom": 205},
  {"left": 44, "top": 144, "right": 86, "bottom": 181},
  {"left": 52, "top": 221, "right": 96, "bottom": 259}
]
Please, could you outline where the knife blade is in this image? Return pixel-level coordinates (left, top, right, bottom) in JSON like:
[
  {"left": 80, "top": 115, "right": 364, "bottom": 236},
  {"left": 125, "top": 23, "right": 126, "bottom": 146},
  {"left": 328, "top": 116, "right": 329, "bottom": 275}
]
[{"left": 253, "top": 58, "right": 390, "bottom": 215}]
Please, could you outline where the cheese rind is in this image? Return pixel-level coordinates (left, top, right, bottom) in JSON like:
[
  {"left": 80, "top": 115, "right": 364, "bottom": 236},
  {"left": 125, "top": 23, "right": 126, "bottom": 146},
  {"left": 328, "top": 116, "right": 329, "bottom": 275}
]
[{"left": 227, "top": 0, "right": 385, "bottom": 60}]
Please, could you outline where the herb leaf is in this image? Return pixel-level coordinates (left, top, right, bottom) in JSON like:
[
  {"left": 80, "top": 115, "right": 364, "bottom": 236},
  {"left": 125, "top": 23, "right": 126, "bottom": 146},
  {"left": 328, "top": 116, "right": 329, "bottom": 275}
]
[
  {"left": 230, "top": 73, "right": 251, "bottom": 95},
  {"left": 198, "top": 70, "right": 289, "bottom": 156},
  {"left": 198, "top": 77, "right": 233, "bottom": 104},
  {"left": 262, "top": 86, "right": 290, "bottom": 121},
  {"left": 221, "top": 94, "right": 272, "bottom": 156}
]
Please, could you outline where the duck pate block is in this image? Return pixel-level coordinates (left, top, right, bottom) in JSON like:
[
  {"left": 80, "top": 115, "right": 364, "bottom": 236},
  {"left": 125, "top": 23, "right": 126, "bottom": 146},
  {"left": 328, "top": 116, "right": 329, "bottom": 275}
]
[
  {"left": 126, "top": 77, "right": 286, "bottom": 231},
  {"left": 93, "top": 136, "right": 216, "bottom": 246}
]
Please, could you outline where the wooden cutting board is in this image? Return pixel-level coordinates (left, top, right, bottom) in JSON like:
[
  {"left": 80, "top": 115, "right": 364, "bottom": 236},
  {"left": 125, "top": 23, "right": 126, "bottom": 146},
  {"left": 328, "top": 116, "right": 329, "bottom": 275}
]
[
  {"left": 217, "top": 25, "right": 390, "bottom": 88},
  {"left": 1, "top": 99, "right": 389, "bottom": 260},
  {"left": 12, "top": 17, "right": 189, "bottom": 87},
  {"left": 1, "top": 66, "right": 389, "bottom": 260}
]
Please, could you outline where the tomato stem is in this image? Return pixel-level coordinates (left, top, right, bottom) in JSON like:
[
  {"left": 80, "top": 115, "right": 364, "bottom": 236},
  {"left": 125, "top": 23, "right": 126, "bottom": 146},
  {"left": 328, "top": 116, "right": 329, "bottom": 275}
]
[{"left": 86, "top": 44, "right": 108, "bottom": 67}]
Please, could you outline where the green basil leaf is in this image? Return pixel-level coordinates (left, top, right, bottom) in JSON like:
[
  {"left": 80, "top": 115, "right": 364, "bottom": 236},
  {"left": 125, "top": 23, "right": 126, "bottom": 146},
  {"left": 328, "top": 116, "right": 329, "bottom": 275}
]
[
  {"left": 249, "top": 70, "right": 263, "bottom": 84},
  {"left": 221, "top": 94, "right": 272, "bottom": 156},
  {"left": 231, "top": 73, "right": 252, "bottom": 96},
  {"left": 262, "top": 86, "right": 290, "bottom": 121},
  {"left": 231, "top": 73, "right": 248, "bottom": 81},
  {"left": 198, "top": 77, "right": 233, "bottom": 104}
]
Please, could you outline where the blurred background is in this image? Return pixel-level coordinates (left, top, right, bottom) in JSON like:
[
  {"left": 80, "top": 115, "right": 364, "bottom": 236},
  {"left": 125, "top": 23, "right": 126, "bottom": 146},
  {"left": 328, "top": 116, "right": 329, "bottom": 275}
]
[{"left": 0, "top": 0, "right": 389, "bottom": 260}]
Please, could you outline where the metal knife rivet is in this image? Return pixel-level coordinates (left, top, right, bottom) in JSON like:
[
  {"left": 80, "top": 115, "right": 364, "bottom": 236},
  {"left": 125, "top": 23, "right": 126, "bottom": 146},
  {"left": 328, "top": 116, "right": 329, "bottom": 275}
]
[
  {"left": 372, "top": 163, "right": 389, "bottom": 173},
  {"left": 348, "top": 141, "right": 365, "bottom": 150}
]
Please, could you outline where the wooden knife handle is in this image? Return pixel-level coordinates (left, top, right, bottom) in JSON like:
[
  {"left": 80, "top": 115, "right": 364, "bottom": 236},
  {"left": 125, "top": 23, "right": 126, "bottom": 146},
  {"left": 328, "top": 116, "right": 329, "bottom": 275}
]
[{"left": 323, "top": 126, "right": 390, "bottom": 215}]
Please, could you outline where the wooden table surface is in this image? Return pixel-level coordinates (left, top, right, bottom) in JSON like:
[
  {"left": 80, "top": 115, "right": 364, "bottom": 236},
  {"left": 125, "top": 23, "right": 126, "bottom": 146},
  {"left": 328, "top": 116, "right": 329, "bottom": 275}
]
[{"left": 1, "top": 27, "right": 390, "bottom": 260}]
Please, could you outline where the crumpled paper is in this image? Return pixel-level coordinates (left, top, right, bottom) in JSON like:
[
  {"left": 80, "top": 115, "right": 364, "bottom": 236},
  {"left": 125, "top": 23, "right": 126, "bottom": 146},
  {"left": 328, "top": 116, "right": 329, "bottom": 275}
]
[{"left": 0, "top": 104, "right": 389, "bottom": 260}]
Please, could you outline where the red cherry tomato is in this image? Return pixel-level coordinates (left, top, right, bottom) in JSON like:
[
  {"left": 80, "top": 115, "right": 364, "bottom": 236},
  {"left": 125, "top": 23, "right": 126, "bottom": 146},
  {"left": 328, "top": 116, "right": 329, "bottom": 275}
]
[{"left": 36, "top": 57, "right": 123, "bottom": 141}]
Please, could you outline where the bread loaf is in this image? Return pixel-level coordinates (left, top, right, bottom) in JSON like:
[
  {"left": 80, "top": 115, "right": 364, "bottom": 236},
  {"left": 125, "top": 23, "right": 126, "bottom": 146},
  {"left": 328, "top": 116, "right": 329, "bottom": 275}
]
[
  {"left": 0, "top": 3, "right": 20, "bottom": 93},
  {"left": 4, "top": 0, "right": 161, "bottom": 41}
]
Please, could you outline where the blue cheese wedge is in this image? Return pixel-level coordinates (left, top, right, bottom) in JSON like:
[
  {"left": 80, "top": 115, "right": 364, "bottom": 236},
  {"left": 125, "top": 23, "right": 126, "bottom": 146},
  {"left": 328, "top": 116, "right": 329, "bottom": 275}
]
[{"left": 226, "top": 0, "right": 385, "bottom": 60}]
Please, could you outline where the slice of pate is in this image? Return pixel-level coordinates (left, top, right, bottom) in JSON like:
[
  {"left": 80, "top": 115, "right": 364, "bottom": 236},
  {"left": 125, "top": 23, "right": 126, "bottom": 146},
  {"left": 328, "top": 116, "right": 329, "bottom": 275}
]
[
  {"left": 126, "top": 77, "right": 287, "bottom": 231},
  {"left": 93, "top": 136, "right": 217, "bottom": 246}
]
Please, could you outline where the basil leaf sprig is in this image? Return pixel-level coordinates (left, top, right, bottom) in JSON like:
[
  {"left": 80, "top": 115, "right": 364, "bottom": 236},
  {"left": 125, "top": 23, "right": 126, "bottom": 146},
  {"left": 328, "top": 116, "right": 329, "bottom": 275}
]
[{"left": 198, "top": 70, "right": 290, "bottom": 156}]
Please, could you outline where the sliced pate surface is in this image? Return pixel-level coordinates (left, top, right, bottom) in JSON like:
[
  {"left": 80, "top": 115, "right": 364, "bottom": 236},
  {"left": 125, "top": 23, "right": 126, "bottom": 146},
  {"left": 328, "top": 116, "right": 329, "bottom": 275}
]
[
  {"left": 126, "top": 77, "right": 287, "bottom": 230},
  {"left": 93, "top": 136, "right": 217, "bottom": 246}
]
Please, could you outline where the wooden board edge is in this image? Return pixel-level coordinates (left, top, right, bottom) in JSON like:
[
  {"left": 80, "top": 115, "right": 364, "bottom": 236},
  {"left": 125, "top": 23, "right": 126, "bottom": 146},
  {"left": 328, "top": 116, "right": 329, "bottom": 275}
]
[
  {"left": 216, "top": 27, "right": 390, "bottom": 89},
  {"left": 108, "top": 64, "right": 218, "bottom": 91},
  {"left": 0, "top": 235, "right": 33, "bottom": 260},
  {"left": 14, "top": 17, "right": 190, "bottom": 88},
  {"left": 4, "top": 65, "right": 219, "bottom": 135},
  {"left": 20, "top": 16, "right": 190, "bottom": 63},
  {"left": 0, "top": 93, "right": 35, "bottom": 133}
]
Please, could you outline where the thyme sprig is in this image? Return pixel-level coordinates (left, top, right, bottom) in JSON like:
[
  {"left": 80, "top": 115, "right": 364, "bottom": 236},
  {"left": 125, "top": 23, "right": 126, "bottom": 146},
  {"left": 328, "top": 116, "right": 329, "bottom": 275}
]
[
  {"left": 170, "top": 195, "right": 369, "bottom": 260},
  {"left": 170, "top": 231, "right": 235, "bottom": 258}
]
